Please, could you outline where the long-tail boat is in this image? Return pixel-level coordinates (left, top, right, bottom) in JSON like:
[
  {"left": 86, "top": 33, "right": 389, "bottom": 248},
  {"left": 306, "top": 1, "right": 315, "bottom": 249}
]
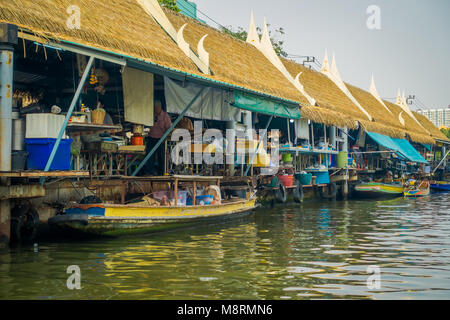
[
  {"left": 430, "top": 181, "right": 450, "bottom": 192},
  {"left": 49, "top": 175, "right": 258, "bottom": 236},
  {"left": 404, "top": 181, "right": 431, "bottom": 197},
  {"left": 354, "top": 182, "right": 404, "bottom": 198}
]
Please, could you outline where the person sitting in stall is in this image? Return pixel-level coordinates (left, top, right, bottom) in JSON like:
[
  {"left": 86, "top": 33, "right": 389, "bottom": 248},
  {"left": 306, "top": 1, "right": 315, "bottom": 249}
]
[
  {"left": 383, "top": 170, "right": 394, "bottom": 184},
  {"left": 144, "top": 100, "right": 172, "bottom": 176}
]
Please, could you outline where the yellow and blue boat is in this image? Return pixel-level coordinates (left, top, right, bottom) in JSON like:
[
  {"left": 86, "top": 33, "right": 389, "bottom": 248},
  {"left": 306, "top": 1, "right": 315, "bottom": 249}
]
[
  {"left": 354, "top": 182, "right": 404, "bottom": 198},
  {"left": 404, "top": 181, "right": 431, "bottom": 197},
  {"left": 430, "top": 181, "right": 450, "bottom": 192},
  {"left": 49, "top": 198, "right": 258, "bottom": 237}
]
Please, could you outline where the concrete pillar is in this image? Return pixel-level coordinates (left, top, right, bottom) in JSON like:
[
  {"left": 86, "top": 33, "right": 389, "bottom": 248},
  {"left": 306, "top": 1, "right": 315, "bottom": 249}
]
[
  {"left": 226, "top": 120, "right": 236, "bottom": 176},
  {"left": 342, "top": 127, "right": 348, "bottom": 152},
  {"left": 0, "top": 24, "right": 17, "bottom": 247},
  {"left": 329, "top": 126, "right": 336, "bottom": 150}
]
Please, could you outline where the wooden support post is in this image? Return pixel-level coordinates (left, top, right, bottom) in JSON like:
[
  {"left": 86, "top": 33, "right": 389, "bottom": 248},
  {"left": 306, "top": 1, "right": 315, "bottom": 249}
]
[
  {"left": 193, "top": 181, "right": 197, "bottom": 206},
  {"left": 0, "top": 199, "right": 10, "bottom": 248},
  {"left": 121, "top": 181, "right": 126, "bottom": 205},
  {"left": 174, "top": 178, "right": 178, "bottom": 206}
]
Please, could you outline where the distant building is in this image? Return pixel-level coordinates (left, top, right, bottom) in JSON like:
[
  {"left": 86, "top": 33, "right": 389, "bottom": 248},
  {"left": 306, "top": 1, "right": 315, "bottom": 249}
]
[
  {"left": 177, "top": 0, "right": 205, "bottom": 23},
  {"left": 416, "top": 107, "right": 450, "bottom": 128}
]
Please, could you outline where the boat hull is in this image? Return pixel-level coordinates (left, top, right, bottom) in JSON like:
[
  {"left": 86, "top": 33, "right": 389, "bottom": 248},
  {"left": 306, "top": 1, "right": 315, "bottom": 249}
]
[
  {"left": 404, "top": 189, "right": 430, "bottom": 197},
  {"left": 49, "top": 199, "right": 258, "bottom": 237},
  {"left": 354, "top": 183, "right": 404, "bottom": 198},
  {"left": 430, "top": 182, "right": 450, "bottom": 192}
]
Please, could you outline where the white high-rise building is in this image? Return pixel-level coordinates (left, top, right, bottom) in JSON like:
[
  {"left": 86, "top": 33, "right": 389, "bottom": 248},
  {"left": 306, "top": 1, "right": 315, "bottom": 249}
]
[{"left": 416, "top": 107, "right": 450, "bottom": 128}]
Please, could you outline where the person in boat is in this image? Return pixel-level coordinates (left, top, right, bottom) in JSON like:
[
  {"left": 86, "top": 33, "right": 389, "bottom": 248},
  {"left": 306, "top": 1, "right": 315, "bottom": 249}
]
[
  {"left": 383, "top": 170, "right": 394, "bottom": 184},
  {"left": 144, "top": 100, "right": 172, "bottom": 176}
]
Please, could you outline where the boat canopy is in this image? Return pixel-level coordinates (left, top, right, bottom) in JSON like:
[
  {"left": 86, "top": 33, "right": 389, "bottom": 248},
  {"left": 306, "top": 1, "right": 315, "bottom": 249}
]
[
  {"left": 232, "top": 91, "right": 301, "bottom": 119},
  {"left": 366, "top": 132, "right": 428, "bottom": 164}
]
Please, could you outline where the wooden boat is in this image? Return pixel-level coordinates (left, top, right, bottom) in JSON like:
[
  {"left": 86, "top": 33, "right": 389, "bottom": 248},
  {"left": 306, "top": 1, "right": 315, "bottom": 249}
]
[
  {"left": 404, "top": 181, "right": 431, "bottom": 197},
  {"left": 354, "top": 182, "right": 404, "bottom": 198},
  {"left": 430, "top": 181, "right": 450, "bottom": 192},
  {"left": 48, "top": 198, "right": 258, "bottom": 237}
]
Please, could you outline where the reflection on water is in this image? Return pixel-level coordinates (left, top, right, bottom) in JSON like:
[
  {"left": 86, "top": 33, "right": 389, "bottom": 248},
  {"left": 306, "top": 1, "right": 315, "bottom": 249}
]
[{"left": 1, "top": 194, "right": 449, "bottom": 300}]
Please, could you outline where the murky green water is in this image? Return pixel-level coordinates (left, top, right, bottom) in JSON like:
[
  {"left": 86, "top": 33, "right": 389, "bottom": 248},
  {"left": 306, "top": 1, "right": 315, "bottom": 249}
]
[{"left": 1, "top": 194, "right": 449, "bottom": 300}]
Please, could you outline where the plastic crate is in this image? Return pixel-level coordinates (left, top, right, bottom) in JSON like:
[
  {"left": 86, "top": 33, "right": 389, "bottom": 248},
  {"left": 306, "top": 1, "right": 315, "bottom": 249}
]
[
  {"left": 25, "top": 138, "right": 73, "bottom": 171},
  {"left": 312, "top": 171, "right": 330, "bottom": 185},
  {"left": 295, "top": 173, "right": 313, "bottom": 185}
]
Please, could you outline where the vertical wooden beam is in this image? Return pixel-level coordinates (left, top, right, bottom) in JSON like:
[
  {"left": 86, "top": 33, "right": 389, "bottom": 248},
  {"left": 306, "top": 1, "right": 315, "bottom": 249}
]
[
  {"left": 174, "top": 178, "right": 178, "bottom": 206},
  {"left": 192, "top": 181, "right": 197, "bottom": 206}
]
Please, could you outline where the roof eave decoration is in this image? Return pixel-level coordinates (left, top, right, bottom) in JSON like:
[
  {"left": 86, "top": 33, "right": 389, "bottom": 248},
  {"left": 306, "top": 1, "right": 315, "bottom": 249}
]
[
  {"left": 395, "top": 88, "right": 430, "bottom": 134},
  {"left": 398, "top": 111, "right": 406, "bottom": 126},
  {"left": 137, "top": 0, "right": 210, "bottom": 74},
  {"left": 246, "top": 11, "right": 260, "bottom": 47},
  {"left": 321, "top": 50, "right": 373, "bottom": 121},
  {"left": 369, "top": 75, "right": 393, "bottom": 115},
  {"left": 246, "top": 13, "right": 316, "bottom": 106}
]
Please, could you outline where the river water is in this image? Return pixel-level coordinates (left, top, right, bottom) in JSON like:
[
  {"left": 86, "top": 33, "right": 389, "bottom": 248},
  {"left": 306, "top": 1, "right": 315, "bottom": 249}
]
[{"left": 1, "top": 193, "right": 449, "bottom": 300}]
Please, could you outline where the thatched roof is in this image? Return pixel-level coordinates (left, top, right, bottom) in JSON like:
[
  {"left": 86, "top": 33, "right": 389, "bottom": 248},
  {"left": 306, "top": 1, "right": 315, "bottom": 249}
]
[
  {"left": 0, "top": 0, "right": 308, "bottom": 104},
  {"left": 0, "top": 0, "right": 199, "bottom": 74},
  {"left": 346, "top": 84, "right": 404, "bottom": 130},
  {"left": 413, "top": 112, "right": 449, "bottom": 142},
  {"left": 1, "top": 1, "right": 444, "bottom": 145},
  {"left": 300, "top": 106, "right": 358, "bottom": 129},
  {"left": 345, "top": 84, "right": 435, "bottom": 144},
  {"left": 380, "top": 100, "right": 436, "bottom": 144},
  {"left": 282, "top": 59, "right": 368, "bottom": 121},
  {"left": 163, "top": 9, "right": 309, "bottom": 105}
]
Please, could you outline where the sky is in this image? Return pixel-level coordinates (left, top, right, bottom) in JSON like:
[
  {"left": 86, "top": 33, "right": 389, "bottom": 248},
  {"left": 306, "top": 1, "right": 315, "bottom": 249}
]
[{"left": 190, "top": 0, "right": 450, "bottom": 110}]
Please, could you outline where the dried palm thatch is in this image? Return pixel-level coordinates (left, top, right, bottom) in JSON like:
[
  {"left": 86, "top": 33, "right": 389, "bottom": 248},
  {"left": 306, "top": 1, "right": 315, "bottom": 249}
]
[
  {"left": 0, "top": 0, "right": 199, "bottom": 74},
  {"left": 281, "top": 58, "right": 430, "bottom": 142},
  {"left": 346, "top": 84, "right": 405, "bottom": 130},
  {"left": 0, "top": 1, "right": 307, "bottom": 104},
  {"left": 413, "top": 112, "right": 449, "bottom": 142},
  {"left": 381, "top": 100, "right": 436, "bottom": 144},
  {"left": 358, "top": 120, "right": 406, "bottom": 139},
  {"left": 282, "top": 58, "right": 368, "bottom": 120},
  {"left": 406, "top": 131, "right": 437, "bottom": 144},
  {"left": 301, "top": 105, "right": 357, "bottom": 129},
  {"left": 163, "top": 9, "right": 308, "bottom": 104},
  {"left": 345, "top": 84, "right": 435, "bottom": 143}
]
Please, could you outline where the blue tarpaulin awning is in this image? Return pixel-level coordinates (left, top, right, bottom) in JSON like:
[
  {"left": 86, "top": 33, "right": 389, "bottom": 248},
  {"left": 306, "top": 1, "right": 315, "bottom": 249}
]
[
  {"left": 392, "top": 138, "right": 428, "bottom": 164},
  {"left": 366, "top": 132, "right": 428, "bottom": 164}
]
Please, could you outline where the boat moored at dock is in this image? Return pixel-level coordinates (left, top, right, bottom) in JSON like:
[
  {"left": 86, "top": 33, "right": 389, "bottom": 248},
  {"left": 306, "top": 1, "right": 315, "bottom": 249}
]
[
  {"left": 430, "top": 181, "right": 450, "bottom": 192},
  {"left": 354, "top": 182, "right": 404, "bottom": 198},
  {"left": 404, "top": 181, "right": 431, "bottom": 197},
  {"left": 49, "top": 197, "right": 257, "bottom": 237}
]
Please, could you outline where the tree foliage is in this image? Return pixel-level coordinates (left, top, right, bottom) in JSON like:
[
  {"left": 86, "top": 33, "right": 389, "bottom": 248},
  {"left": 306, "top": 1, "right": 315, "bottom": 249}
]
[
  {"left": 441, "top": 127, "right": 450, "bottom": 139},
  {"left": 221, "top": 24, "right": 288, "bottom": 58},
  {"left": 158, "top": 0, "right": 180, "bottom": 12}
]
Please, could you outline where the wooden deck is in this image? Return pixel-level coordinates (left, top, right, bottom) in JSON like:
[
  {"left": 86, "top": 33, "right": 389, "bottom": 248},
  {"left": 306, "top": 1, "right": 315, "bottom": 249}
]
[{"left": 0, "top": 171, "right": 89, "bottom": 178}]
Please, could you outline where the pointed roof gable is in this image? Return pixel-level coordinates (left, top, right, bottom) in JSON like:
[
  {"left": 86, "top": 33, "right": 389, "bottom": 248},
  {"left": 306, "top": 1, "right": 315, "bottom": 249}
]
[{"left": 164, "top": 8, "right": 310, "bottom": 104}]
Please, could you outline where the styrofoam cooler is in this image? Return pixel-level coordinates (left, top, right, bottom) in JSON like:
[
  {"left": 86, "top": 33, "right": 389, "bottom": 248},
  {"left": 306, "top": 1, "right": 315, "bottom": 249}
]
[{"left": 26, "top": 113, "right": 68, "bottom": 139}]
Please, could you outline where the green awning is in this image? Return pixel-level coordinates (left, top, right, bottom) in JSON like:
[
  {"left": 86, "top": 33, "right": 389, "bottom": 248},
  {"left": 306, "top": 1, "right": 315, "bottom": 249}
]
[{"left": 232, "top": 91, "right": 301, "bottom": 119}]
